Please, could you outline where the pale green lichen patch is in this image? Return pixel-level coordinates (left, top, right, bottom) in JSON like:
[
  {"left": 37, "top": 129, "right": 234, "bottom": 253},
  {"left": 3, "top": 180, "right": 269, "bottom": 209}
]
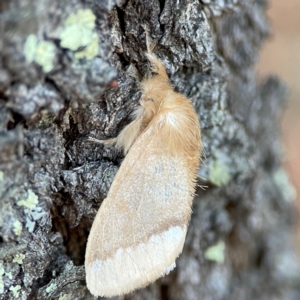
[
  {"left": 13, "top": 220, "right": 22, "bottom": 236},
  {"left": 204, "top": 240, "right": 226, "bottom": 263},
  {"left": 5, "top": 272, "right": 12, "bottom": 280},
  {"left": 9, "top": 285, "right": 21, "bottom": 298},
  {"left": 17, "top": 189, "right": 38, "bottom": 210},
  {"left": 34, "top": 40, "right": 56, "bottom": 72},
  {"left": 60, "top": 9, "right": 99, "bottom": 59},
  {"left": 273, "top": 168, "right": 296, "bottom": 202},
  {"left": 23, "top": 34, "right": 56, "bottom": 72},
  {"left": 58, "top": 295, "right": 74, "bottom": 300},
  {"left": 208, "top": 158, "right": 231, "bottom": 186},
  {"left": 75, "top": 35, "right": 99, "bottom": 60},
  {"left": 0, "top": 171, "right": 4, "bottom": 181},
  {"left": 23, "top": 34, "right": 37, "bottom": 63},
  {"left": 46, "top": 283, "right": 57, "bottom": 293},
  {"left": 13, "top": 253, "right": 25, "bottom": 264}
]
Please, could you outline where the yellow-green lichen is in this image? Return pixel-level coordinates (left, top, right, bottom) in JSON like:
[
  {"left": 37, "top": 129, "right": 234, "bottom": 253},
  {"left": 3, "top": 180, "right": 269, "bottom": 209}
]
[
  {"left": 60, "top": 9, "right": 98, "bottom": 59},
  {"left": 0, "top": 171, "right": 3, "bottom": 181},
  {"left": 5, "top": 272, "right": 12, "bottom": 280},
  {"left": 208, "top": 158, "right": 230, "bottom": 186},
  {"left": 9, "top": 285, "right": 21, "bottom": 298},
  {"left": 13, "top": 253, "right": 25, "bottom": 264},
  {"left": 23, "top": 34, "right": 56, "bottom": 73},
  {"left": 17, "top": 189, "right": 38, "bottom": 210},
  {"left": 75, "top": 34, "right": 99, "bottom": 60},
  {"left": 204, "top": 240, "right": 226, "bottom": 264},
  {"left": 46, "top": 283, "right": 57, "bottom": 293},
  {"left": 13, "top": 220, "right": 22, "bottom": 236},
  {"left": 34, "top": 40, "right": 56, "bottom": 72}
]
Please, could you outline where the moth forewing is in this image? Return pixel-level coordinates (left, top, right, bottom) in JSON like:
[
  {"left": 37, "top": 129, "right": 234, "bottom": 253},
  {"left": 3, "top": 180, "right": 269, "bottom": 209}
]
[{"left": 85, "top": 34, "right": 202, "bottom": 297}]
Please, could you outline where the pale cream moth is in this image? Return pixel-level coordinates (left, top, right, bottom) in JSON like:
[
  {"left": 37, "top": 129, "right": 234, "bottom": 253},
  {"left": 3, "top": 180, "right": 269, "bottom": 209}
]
[{"left": 85, "top": 29, "right": 202, "bottom": 297}]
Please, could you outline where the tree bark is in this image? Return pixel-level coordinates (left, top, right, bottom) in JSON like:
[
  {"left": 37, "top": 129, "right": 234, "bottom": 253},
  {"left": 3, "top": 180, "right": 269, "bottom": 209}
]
[{"left": 0, "top": 0, "right": 299, "bottom": 299}]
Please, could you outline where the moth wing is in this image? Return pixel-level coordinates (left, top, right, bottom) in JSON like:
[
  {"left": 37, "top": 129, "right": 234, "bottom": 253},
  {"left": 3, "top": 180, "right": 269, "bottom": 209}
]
[{"left": 85, "top": 120, "right": 193, "bottom": 297}]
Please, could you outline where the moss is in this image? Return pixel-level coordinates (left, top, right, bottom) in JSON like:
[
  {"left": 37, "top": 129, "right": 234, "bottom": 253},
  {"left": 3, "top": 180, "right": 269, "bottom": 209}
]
[
  {"left": 17, "top": 189, "right": 39, "bottom": 210},
  {"left": 23, "top": 34, "right": 56, "bottom": 72},
  {"left": 9, "top": 285, "right": 21, "bottom": 298},
  {"left": 204, "top": 241, "right": 226, "bottom": 263},
  {"left": 12, "top": 253, "right": 25, "bottom": 264},
  {"left": 13, "top": 220, "right": 22, "bottom": 236},
  {"left": 60, "top": 9, "right": 99, "bottom": 60},
  {"left": 208, "top": 158, "right": 231, "bottom": 186},
  {"left": 46, "top": 283, "right": 57, "bottom": 293}
]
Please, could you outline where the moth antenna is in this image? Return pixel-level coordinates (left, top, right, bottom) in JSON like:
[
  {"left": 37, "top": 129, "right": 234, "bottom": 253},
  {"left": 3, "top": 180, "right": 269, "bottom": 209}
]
[
  {"left": 142, "top": 25, "right": 169, "bottom": 82},
  {"left": 141, "top": 25, "right": 168, "bottom": 80},
  {"left": 142, "top": 24, "right": 155, "bottom": 54},
  {"left": 87, "top": 136, "right": 116, "bottom": 146}
]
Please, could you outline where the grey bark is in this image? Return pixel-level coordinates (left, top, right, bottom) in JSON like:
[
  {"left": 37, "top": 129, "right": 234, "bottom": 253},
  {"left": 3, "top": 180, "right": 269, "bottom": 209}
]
[{"left": 0, "top": 0, "right": 299, "bottom": 299}]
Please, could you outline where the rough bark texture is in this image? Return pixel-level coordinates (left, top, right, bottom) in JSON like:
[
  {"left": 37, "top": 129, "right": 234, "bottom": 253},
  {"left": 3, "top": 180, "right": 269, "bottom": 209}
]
[{"left": 0, "top": 0, "right": 299, "bottom": 299}]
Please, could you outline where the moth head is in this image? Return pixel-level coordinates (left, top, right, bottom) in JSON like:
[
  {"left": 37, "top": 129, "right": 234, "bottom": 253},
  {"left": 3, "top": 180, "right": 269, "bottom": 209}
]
[{"left": 140, "top": 78, "right": 169, "bottom": 104}]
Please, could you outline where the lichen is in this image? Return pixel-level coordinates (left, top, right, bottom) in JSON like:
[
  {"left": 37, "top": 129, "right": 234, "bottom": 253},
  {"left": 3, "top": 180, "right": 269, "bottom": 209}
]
[
  {"left": 273, "top": 168, "right": 296, "bottom": 202},
  {"left": 204, "top": 241, "right": 226, "bottom": 263},
  {"left": 24, "top": 216, "right": 35, "bottom": 233},
  {"left": 24, "top": 206, "right": 47, "bottom": 233},
  {"left": 17, "top": 189, "right": 39, "bottom": 210},
  {"left": 9, "top": 285, "right": 21, "bottom": 298},
  {"left": 0, "top": 171, "right": 4, "bottom": 182},
  {"left": 208, "top": 158, "right": 231, "bottom": 186},
  {"left": 46, "top": 283, "right": 57, "bottom": 293},
  {"left": 75, "top": 34, "right": 99, "bottom": 60},
  {"left": 34, "top": 40, "right": 56, "bottom": 72},
  {"left": 60, "top": 9, "right": 99, "bottom": 60},
  {"left": 13, "top": 253, "right": 25, "bottom": 264},
  {"left": 23, "top": 34, "right": 37, "bottom": 63},
  {"left": 13, "top": 220, "right": 22, "bottom": 236},
  {"left": 23, "top": 34, "right": 56, "bottom": 72}
]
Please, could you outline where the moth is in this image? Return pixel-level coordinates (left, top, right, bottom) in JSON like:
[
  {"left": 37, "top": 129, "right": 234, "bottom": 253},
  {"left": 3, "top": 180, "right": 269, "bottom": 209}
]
[{"left": 85, "top": 29, "right": 202, "bottom": 297}]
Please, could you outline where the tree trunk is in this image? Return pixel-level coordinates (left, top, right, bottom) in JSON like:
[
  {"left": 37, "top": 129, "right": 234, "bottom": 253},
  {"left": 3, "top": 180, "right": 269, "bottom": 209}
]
[{"left": 0, "top": 0, "right": 299, "bottom": 299}]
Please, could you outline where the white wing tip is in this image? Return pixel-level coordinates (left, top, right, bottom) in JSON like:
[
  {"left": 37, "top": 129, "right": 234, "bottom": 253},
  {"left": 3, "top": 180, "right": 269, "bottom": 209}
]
[{"left": 85, "top": 225, "right": 187, "bottom": 297}]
